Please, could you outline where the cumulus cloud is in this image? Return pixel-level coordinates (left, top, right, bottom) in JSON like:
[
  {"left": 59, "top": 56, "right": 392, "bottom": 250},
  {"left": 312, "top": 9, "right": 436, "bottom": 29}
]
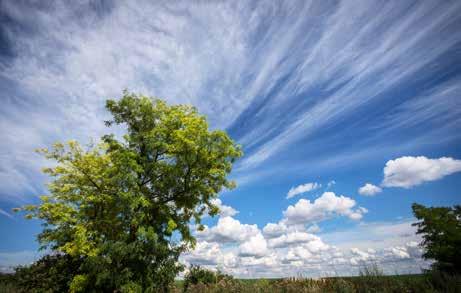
[
  {"left": 239, "top": 233, "right": 268, "bottom": 258},
  {"left": 197, "top": 216, "right": 260, "bottom": 243},
  {"left": 284, "top": 246, "right": 313, "bottom": 262},
  {"left": 262, "top": 222, "right": 289, "bottom": 239},
  {"left": 262, "top": 221, "right": 310, "bottom": 238},
  {"left": 286, "top": 182, "right": 321, "bottom": 199},
  {"left": 349, "top": 248, "right": 376, "bottom": 264},
  {"left": 283, "top": 192, "right": 367, "bottom": 224},
  {"left": 182, "top": 241, "right": 239, "bottom": 269},
  {"left": 382, "top": 156, "right": 461, "bottom": 188},
  {"left": 358, "top": 183, "right": 382, "bottom": 196},
  {"left": 268, "top": 232, "right": 319, "bottom": 248},
  {"left": 385, "top": 246, "right": 410, "bottom": 259},
  {"left": 183, "top": 241, "right": 223, "bottom": 266},
  {"left": 186, "top": 218, "right": 430, "bottom": 278}
]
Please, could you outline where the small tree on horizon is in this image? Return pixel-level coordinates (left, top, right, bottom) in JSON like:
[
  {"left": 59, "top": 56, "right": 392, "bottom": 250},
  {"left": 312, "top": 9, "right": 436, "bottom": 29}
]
[
  {"left": 412, "top": 203, "right": 461, "bottom": 274},
  {"left": 16, "top": 92, "right": 242, "bottom": 292}
]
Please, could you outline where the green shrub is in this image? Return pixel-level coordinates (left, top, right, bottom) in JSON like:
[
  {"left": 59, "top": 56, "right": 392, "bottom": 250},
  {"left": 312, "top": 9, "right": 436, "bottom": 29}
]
[
  {"left": 183, "top": 266, "right": 236, "bottom": 292},
  {"left": 14, "top": 254, "right": 82, "bottom": 293},
  {"left": 183, "top": 266, "right": 217, "bottom": 291}
]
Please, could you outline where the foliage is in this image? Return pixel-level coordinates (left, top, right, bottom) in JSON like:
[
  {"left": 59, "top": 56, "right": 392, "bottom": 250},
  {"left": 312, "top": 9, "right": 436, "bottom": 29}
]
[
  {"left": 183, "top": 266, "right": 234, "bottom": 291},
  {"left": 184, "top": 265, "right": 217, "bottom": 289},
  {"left": 13, "top": 254, "right": 82, "bottom": 292},
  {"left": 0, "top": 272, "right": 20, "bottom": 293},
  {"left": 426, "top": 269, "right": 461, "bottom": 293},
  {"left": 15, "top": 92, "right": 242, "bottom": 292},
  {"left": 412, "top": 203, "right": 461, "bottom": 274}
]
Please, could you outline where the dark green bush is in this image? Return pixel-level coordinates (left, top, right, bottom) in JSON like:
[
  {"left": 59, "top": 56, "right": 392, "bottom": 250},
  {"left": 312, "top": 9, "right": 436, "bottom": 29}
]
[
  {"left": 13, "top": 254, "right": 82, "bottom": 293},
  {"left": 183, "top": 266, "right": 234, "bottom": 292}
]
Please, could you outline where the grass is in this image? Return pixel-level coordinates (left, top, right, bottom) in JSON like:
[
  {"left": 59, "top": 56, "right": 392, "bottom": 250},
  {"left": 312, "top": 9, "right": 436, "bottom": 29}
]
[
  {"left": 174, "top": 271, "right": 461, "bottom": 293},
  {"left": 2, "top": 271, "right": 461, "bottom": 292}
]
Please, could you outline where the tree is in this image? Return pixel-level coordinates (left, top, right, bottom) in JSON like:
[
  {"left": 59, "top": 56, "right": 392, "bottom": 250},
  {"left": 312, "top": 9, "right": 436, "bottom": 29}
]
[
  {"left": 16, "top": 92, "right": 242, "bottom": 292},
  {"left": 412, "top": 203, "right": 461, "bottom": 274}
]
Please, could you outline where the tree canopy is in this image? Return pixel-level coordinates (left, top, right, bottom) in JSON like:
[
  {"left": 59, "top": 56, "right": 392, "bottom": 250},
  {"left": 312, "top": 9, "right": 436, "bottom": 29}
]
[
  {"left": 412, "top": 203, "right": 461, "bottom": 274},
  {"left": 16, "top": 92, "right": 242, "bottom": 292}
]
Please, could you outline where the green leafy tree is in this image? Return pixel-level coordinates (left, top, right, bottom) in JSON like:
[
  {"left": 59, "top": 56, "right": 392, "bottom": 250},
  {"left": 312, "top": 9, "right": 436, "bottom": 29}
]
[
  {"left": 412, "top": 203, "right": 461, "bottom": 274},
  {"left": 16, "top": 92, "right": 242, "bottom": 292}
]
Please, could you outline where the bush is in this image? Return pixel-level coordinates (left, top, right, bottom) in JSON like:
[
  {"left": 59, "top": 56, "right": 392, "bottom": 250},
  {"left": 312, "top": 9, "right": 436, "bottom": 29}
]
[
  {"left": 183, "top": 266, "right": 234, "bottom": 292},
  {"left": 14, "top": 254, "right": 82, "bottom": 293},
  {"left": 184, "top": 266, "right": 217, "bottom": 287}
]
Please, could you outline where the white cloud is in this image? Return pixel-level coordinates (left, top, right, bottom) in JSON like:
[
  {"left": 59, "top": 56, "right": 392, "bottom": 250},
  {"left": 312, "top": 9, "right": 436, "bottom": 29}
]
[
  {"left": 349, "top": 248, "right": 377, "bottom": 265},
  {"left": 382, "top": 156, "right": 461, "bottom": 188},
  {"left": 197, "top": 216, "right": 260, "bottom": 243},
  {"left": 348, "top": 211, "right": 365, "bottom": 221},
  {"left": 268, "top": 232, "right": 319, "bottom": 248},
  {"left": 283, "top": 192, "right": 367, "bottom": 224},
  {"left": 262, "top": 222, "right": 289, "bottom": 239},
  {"left": 184, "top": 218, "right": 430, "bottom": 278},
  {"left": 182, "top": 241, "right": 239, "bottom": 269},
  {"left": 385, "top": 246, "right": 410, "bottom": 259},
  {"left": 284, "top": 246, "right": 312, "bottom": 262},
  {"left": 263, "top": 220, "right": 319, "bottom": 239},
  {"left": 358, "top": 183, "right": 382, "bottom": 196},
  {"left": 183, "top": 241, "right": 223, "bottom": 266},
  {"left": 286, "top": 182, "right": 321, "bottom": 199},
  {"left": 239, "top": 233, "right": 268, "bottom": 258}
]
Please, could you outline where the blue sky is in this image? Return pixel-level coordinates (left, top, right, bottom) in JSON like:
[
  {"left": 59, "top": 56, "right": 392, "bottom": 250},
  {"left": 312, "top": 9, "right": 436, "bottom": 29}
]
[{"left": 0, "top": 0, "right": 460, "bottom": 277}]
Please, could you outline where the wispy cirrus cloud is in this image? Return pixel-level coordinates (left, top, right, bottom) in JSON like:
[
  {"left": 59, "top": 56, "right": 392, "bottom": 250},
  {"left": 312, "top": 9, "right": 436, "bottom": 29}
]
[
  {"left": 1, "top": 0, "right": 461, "bottom": 200},
  {"left": 286, "top": 182, "right": 320, "bottom": 199},
  {"left": 234, "top": 0, "right": 461, "bottom": 170},
  {"left": 0, "top": 208, "right": 13, "bottom": 219}
]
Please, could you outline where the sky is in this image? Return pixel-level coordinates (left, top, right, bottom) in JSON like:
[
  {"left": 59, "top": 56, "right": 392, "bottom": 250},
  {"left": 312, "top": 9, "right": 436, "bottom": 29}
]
[{"left": 0, "top": 0, "right": 460, "bottom": 277}]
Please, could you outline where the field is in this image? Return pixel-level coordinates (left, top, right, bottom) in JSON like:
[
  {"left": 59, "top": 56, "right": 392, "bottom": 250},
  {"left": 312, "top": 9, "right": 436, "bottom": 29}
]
[
  {"left": 3, "top": 272, "right": 458, "bottom": 293},
  {"left": 172, "top": 274, "right": 461, "bottom": 293}
]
